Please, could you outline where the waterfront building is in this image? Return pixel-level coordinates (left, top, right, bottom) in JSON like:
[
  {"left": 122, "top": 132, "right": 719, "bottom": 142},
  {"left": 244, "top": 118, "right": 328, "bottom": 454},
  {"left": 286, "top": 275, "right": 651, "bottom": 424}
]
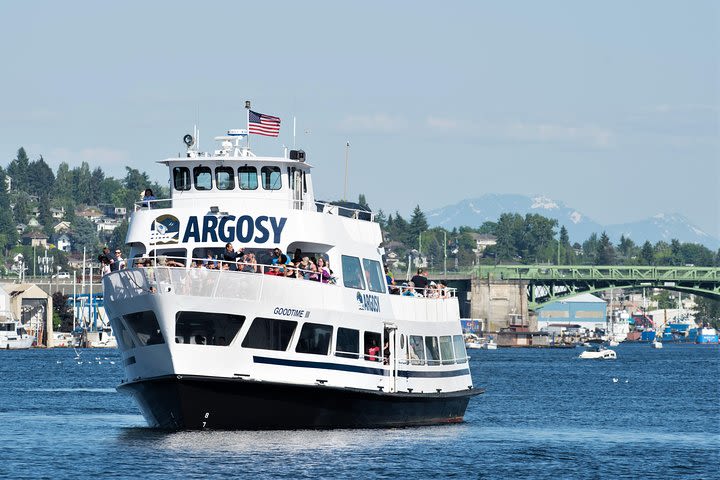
[{"left": 536, "top": 293, "right": 607, "bottom": 334}]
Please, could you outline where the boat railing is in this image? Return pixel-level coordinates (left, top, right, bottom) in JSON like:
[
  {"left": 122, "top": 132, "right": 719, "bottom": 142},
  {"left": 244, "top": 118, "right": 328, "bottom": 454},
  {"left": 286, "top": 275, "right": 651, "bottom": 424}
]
[
  {"left": 104, "top": 256, "right": 457, "bottom": 301},
  {"left": 133, "top": 197, "right": 376, "bottom": 222}
]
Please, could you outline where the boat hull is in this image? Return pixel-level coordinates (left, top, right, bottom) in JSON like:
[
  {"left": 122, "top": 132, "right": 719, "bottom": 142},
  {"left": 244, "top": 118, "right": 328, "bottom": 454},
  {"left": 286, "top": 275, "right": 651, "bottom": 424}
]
[{"left": 119, "top": 375, "right": 483, "bottom": 430}]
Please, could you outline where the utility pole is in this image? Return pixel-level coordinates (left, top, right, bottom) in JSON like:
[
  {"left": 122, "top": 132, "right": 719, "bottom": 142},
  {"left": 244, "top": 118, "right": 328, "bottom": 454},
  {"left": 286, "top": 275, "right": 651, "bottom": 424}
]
[{"left": 443, "top": 231, "right": 447, "bottom": 276}]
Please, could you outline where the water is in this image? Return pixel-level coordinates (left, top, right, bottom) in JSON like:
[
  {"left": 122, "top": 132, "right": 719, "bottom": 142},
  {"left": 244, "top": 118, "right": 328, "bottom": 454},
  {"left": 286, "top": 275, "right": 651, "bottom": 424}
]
[{"left": 1, "top": 344, "right": 718, "bottom": 479}]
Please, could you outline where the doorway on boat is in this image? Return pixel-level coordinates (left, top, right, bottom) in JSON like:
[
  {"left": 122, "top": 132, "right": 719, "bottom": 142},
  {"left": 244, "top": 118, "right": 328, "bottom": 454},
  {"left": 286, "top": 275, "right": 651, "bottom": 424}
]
[
  {"left": 383, "top": 323, "right": 398, "bottom": 392},
  {"left": 288, "top": 166, "right": 305, "bottom": 210}
]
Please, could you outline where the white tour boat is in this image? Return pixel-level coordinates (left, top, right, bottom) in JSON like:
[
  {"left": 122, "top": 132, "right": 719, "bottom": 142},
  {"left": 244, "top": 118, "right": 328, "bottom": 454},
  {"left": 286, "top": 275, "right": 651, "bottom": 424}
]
[
  {"left": 0, "top": 312, "right": 35, "bottom": 349},
  {"left": 102, "top": 122, "right": 482, "bottom": 429}
]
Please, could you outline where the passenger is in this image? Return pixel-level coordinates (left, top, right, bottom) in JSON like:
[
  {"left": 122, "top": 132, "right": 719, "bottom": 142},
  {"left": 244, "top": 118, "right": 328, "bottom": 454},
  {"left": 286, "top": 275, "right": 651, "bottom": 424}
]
[
  {"left": 383, "top": 340, "right": 391, "bottom": 365},
  {"left": 317, "top": 258, "right": 333, "bottom": 283},
  {"left": 101, "top": 246, "right": 116, "bottom": 270},
  {"left": 427, "top": 281, "right": 439, "bottom": 298},
  {"left": 410, "top": 268, "right": 428, "bottom": 295},
  {"left": 402, "top": 281, "right": 417, "bottom": 297},
  {"left": 98, "top": 255, "right": 111, "bottom": 276},
  {"left": 239, "top": 253, "right": 257, "bottom": 273},
  {"left": 203, "top": 253, "right": 217, "bottom": 269},
  {"left": 385, "top": 265, "right": 399, "bottom": 294},
  {"left": 437, "top": 281, "right": 448, "bottom": 298},
  {"left": 222, "top": 243, "right": 240, "bottom": 271},
  {"left": 307, "top": 262, "right": 319, "bottom": 281},
  {"left": 367, "top": 340, "right": 380, "bottom": 362},
  {"left": 114, "top": 249, "right": 126, "bottom": 270},
  {"left": 270, "top": 248, "right": 282, "bottom": 265},
  {"left": 292, "top": 248, "right": 303, "bottom": 264},
  {"left": 142, "top": 188, "right": 156, "bottom": 209}
]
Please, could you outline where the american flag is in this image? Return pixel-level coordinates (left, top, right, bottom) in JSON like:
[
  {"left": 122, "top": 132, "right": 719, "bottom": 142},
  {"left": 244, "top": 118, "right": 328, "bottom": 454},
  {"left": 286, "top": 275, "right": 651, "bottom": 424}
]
[{"left": 248, "top": 110, "right": 281, "bottom": 137}]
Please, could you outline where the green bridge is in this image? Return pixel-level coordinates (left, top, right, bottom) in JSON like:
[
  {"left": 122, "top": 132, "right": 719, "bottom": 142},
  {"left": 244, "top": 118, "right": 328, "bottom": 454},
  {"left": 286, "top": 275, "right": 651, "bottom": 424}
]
[{"left": 474, "top": 265, "right": 720, "bottom": 309}]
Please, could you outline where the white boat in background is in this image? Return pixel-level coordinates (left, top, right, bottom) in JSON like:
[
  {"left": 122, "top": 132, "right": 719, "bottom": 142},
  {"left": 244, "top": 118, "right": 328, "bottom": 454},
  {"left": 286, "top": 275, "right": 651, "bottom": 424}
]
[
  {"left": 0, "top": 312, "right": 35, "bottom": 349},
  {"left": 480, "top": 338, "right": 498, "bottom": 350},
  {"left": 608, "top": 339, "right": 619, "bottom": 347},
  {"left": 651, "top": 339, "right": 663, "bottom": 349},
  {"left": 464, "top": 334, "right": 483, "bottom": 349},
  {"left": 579, "top": 346, "right": 617, "bottom": 360},
  {"left": 696, "top": 326, "right": 719, "bottom": 344}
]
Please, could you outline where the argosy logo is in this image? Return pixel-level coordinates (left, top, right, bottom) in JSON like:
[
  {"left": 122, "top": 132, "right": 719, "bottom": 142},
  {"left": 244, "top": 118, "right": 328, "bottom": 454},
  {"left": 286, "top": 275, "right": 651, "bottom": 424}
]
[{"left": 180, "top": 215, "right": 287, "bottom": 244}]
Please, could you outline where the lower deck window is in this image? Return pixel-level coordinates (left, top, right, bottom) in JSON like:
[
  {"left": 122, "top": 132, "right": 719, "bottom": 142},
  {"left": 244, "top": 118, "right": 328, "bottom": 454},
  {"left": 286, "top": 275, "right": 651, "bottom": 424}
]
[
  {"left": 408, "top": 335, "right": 425, "bottom": 365},
  {"left": 295, "top": 323, "right": 333, "bottom": 355},
  {"left": 335, "top": 327, "right": 359, "bottom": 359},
  {"left": 175, "top": 312, "right": 245, "bottom": 346},
  {"left": 453, "top": 335, "right": 467, "bottom": 363},
  {"left": 363, "top": 331, "right": 381, "bottom": 361},
  {"left": 123, "top": 311, "right": 164, "bottom": 346},
  {"left": 439, "top": 335, "right": 454, "bottom": 365},
  {"left": 242, "top": 317, "right": 297, "bottom": 351},
  {"left": 425, "top": 336, "right": 440, "bottom": 366}
]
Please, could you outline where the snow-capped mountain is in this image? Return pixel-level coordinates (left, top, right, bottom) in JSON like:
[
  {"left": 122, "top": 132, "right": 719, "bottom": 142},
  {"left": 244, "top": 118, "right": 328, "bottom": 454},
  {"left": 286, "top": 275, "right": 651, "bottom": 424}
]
[{"left": 425, "top": 194, "right": 719, "bottom": 249}]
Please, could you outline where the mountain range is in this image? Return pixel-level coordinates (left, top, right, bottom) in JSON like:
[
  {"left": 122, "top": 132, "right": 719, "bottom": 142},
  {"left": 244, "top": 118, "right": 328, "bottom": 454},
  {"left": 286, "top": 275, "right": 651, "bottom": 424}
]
[{"left": 425, "top": 194, "right": 719, "bottom": 250}]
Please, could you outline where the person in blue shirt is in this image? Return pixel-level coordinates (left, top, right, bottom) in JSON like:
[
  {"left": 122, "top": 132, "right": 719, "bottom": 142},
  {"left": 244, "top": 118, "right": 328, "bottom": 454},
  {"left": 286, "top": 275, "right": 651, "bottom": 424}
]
[{"left": 142, "top": 189, "right": 156, "bottom": 208}]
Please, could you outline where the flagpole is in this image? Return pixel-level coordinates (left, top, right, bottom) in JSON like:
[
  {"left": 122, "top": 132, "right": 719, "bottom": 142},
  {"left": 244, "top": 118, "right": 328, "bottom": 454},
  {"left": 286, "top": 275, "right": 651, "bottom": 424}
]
[{"left": 245, "top": 100, "right": 251, "bottom": 150}]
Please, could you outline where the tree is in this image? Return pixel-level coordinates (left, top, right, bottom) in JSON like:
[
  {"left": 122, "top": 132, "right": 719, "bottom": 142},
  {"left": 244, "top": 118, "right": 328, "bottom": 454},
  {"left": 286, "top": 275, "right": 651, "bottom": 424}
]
[
  {"left": 640, "top": 241, "right": 654, "bottom": 265},
  {"left": 70, "top": 217, "right": 100, "bottom": 254},
  {"left": 559, "top": 225, "right": 573, "bottom": 264},
  {"left": 357, "top": 194, "right": 369, "bottom": 210},
  {"left": 27, "top": 156, "right": 55, "bottom": 199},
  {"left": 694, "top": 297, "right": 720, "bottom": 330},
  {"left": 409, "top": 205, "right": 428, "bottom": 242},
  {"left": 54, "top": 162, "right": 74, "bottom": 201},
  {"left": 0, "top": 168, "right": 18, "bottom": 253},
  {"left": 596, "top": 232, "right": 615, "bottom": 265},
  {"left": 582, "top": 233, "right": 599, "bottom": 264},
  {"left": 7, "top": 147, "right": 30, "bottom": 192}
]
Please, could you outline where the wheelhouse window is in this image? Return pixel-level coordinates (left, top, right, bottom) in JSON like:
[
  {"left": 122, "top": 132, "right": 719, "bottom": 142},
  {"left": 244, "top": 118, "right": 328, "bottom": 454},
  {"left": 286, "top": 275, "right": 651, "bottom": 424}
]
[
  {"left": 122, "top": 311, "right": 164, "bottom": 346},
  {"left": 215, "top": 166, "right": 235, "bottom": 190},
  {"left": 341, "top": 255, "right": 365, "bottom": 290},
  {"left": 453, "top": 335, "right": 467, "bottom": 364},
  {"left": 241, "top": 317, "right": 297, "bottom": 351},
  {"left": 362, "top": 258, "right": 386, "bottom": 294},
  {"left": 408, "top": 335, "right": 425, "bottom": 365},
  {"left": 295, "top": 323, "right": 333, "bottom": 355},
  {"left": 425, "top": 336, "right": 440, "bottom": 366},
  {"left": 173, "top": 167, "right": 191, "bottom": 191},
  {"left": 261, "top": 166, "right": 282, "bottom": 190},
  {"left": 175, "top": 311, "right": 245, "bottom": 346},
  {"left": 238, "top": 166, "right": 258, "bottom": 190},
  {"left": 193, "top": 166, "right": 212, "bottom": 190},
  {"left": 439, "top": 335, "right": 454, "bottom": 365},
  {"left": 335, "top": 327, "right": 359, "bottom": 359}
]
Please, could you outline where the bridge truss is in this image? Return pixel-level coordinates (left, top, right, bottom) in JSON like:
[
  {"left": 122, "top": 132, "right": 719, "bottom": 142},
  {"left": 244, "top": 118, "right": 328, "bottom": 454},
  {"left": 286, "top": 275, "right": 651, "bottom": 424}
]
[{"left": 476, "top": 265, "right": 720, "bottom": 309}]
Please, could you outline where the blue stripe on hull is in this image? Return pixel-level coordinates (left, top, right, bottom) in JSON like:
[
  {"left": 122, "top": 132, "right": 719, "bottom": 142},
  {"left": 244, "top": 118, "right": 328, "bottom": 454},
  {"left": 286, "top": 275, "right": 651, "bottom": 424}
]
[{"left": 253, "top": 355, "right": 470, "bottom": 378}]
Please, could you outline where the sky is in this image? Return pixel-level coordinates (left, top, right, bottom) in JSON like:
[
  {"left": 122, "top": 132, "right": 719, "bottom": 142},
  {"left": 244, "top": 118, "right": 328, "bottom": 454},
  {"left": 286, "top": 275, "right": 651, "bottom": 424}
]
[{"left": 1, "top": 1, "right": 718, "bottom": 237}]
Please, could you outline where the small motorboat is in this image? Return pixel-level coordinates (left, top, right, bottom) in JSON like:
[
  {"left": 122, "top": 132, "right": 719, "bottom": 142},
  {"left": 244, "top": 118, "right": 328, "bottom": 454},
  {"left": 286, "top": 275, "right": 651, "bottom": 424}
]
[
  {"left": 651, "top": 340, "right": 663, "bottom": 349},
  {"left": 579, "top": 346, "right": 617, "bottom": 360}
]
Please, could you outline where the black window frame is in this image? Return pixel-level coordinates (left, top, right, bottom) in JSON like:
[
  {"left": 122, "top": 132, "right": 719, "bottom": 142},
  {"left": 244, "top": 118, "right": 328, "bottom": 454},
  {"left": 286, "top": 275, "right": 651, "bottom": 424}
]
[
  {"left": 215, "top": 166, "right": 235, "bottom": 191},
  {"left": 174, "top": 311, "right": 245, "bottom": 347},
  {"left": 193, "top": 166, "right": 213, "bottom": 191},
  {"left": 341, "top": 255, "right": 366, "bottom": 290},
  {"left": 241, "top": 317, "right": 297, "bottom": 351},
  {"left": 295, "top": 322, "right": 333, "bottom": 355},
  {"left": 335, "top": 327, "right": 360, "bottom": 359},
  {"left": 238, "top": 166, "right": 258, "bottom": 190},
  {"left": 362, "top": 258, "right": 386, "bottom": 294},
  {"left": 173, "top": 167, "right": 191, "bottom": 191},
  {"left": 260, "top": 166, "right": 282, "bottom": 190}
]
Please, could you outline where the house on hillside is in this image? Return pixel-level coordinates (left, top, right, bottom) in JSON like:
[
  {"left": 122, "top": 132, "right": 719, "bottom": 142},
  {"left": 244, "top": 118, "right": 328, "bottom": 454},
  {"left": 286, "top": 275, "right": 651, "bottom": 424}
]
[
  {"left": 22, "top": 231, "right": 48, "bottom": 248},
  {"left": 76, "top": 207, "right": 103, "bottom": 222},
  {"left": 53, "top": 221, "right": 71, "bottom": 233},
  {"left": 52, "top": 233, "right": 72, "bottom": 252},
  {"left": 95, "top": 217, "right": 120, "bottom": 233},
  {"left": 468, "top": 233, "right": 497, "bottom": 255},
  {"left": 50, "top": 207, "right": 65, "bottom": 220}
]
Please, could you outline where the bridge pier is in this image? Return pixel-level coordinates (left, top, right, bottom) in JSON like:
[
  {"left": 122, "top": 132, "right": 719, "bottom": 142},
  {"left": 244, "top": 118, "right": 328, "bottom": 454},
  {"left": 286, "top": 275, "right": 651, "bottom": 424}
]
[{"left": 470, "top": 276, "right": 533, "bottom": 332}]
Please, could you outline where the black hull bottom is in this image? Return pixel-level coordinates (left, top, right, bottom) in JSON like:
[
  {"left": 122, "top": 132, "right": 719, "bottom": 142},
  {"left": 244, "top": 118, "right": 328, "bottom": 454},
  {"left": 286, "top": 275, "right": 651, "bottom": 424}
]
[{"left": 118, "top": 375, "right": 483, "bottom": 430}]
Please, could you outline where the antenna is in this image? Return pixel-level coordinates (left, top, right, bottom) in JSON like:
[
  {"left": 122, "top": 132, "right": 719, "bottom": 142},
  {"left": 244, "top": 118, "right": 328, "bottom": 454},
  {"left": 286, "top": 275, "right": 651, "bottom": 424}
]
[
  {"left": 343, "top": 141, "right": 350, "bottom": 201},
  {"left": 293, "top": 116, "right": 296, "bottom": 149}
]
